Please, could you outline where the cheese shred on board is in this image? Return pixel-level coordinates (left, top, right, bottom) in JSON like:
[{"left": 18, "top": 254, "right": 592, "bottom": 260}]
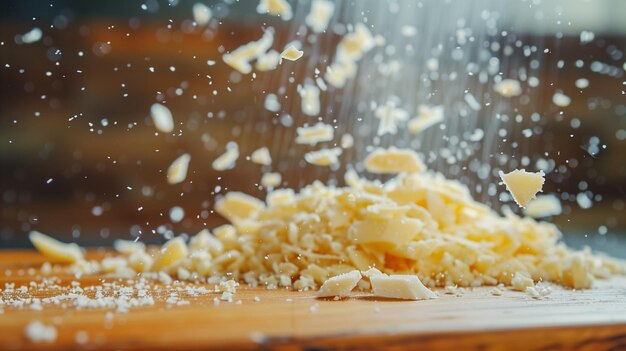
[{"left": 31, "top": 165, "right": 625, "bottom": 291}]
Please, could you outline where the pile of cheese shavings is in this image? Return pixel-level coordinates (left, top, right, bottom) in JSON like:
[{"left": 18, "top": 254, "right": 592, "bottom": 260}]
[{"left": 30, "top": 172, "right": 625, "bottom": 293}]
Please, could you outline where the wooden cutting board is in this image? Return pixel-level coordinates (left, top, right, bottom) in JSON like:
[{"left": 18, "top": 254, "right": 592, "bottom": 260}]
[{"left": 1, "top": 249, "right": 625, "bottom": 351}]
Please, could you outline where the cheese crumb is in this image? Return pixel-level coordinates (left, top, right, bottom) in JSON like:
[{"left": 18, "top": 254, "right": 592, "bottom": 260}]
[
  {"left": 257, "top": 0, "right": 293, "bottom": 20},
  {"left": 305, "top": 0, "right": 334, "bottom": 33},
  {"left": 152, "top": 237, "right": 189, "bottom": 272},
  {"left": 219, "top": 279, "right": 239, "bottom": 293},
  {"left": 212, "top": 142, "right": 239, "bottom": 171},
  {"left": 408, "top": 105, "right": 444, "bottom": 135},
  {"left": 255, "top": 50, "right": 280, "bottom": 71},
  {"left": 317, "top": 270, "right": 362, "bottom": 297},
  {"left": 552, "top": 92, "right": 571, "bottom": 107},
  {"left": 216, "top": 192, "right": 265, "bottom": 223},
  {"left": 524, "top": 194, "right": 562, "bottom": 218},
  {"left": 261, "top": 172, "right": 281, "bottom": 189},
  {"left": 304, "top": 147, "right": 342, "bottom": 167},
  {"left": 167, "top": 153, "right": 191, "bottom": 185},
  {"left": 340, "top": 134, "right": 354, "bottom": 149},
  {"left": 150, "top": 103, "right": 174, "bottom": 133},
  {"left": 494, "top": 79, "right": 522, "bottom": 97},
  {"left": 499, "top": 169, "right": 545, "bottom": 207},
  {"left": 295, "top": 122, "right": 334, "bottom": 145},
  {"left": 29, "top": 231, "right": 84, "bottom": 264},
  {"left": 251, "top": 147, "right": 272, "bottom": 166},
  {"left": 24, "top": 321, "right": 57, "bottom": 343},
  {"left": 299, "top": 83, "right": 321, "bottom": 116},
  {"left": 113, "top": 239, "right": 146, "bottom": 255},
  {"left": 280, "top": 45, "right": 303, "bottom": 62},
  {"left": 370, "top": 274, "right": 437, "bottom": 300},
  {"left": 511, "top": 272, "right": 534, "bottom": 291},
  {"left": 374, "top": 100, "right": 409, "bottom": 136},
  {"left": 363, "top": 147, "right": 425, "bottom": 174},
  {"left": 192, "top": 3, "right": 212, "bottom": 26}
]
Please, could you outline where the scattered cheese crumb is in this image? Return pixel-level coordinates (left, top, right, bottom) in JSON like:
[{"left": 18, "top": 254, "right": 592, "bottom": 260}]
[
  {"left": 305, "top": 0, "right": 334, "bottom": 33},
  {"left": 24, "top": 321, "right": 57, "bottom": 343},
  {"left": 251, "top": 147, "right": 272, "bottom": 166},
  {"left": 212, "top": 142, "right": 239, "bottom": 171},
  {"left": 255, "top": 50, "right": 280, "bottom": 71},
  {"left": 499, "top": 169, "right": 545, "bottom": 207},
  {"left": 525, "top": 194, "right": 562, "bottom": 218},
  {"left": 494, "top": 79, "right": 522, "bottom": 97},
  {"left": 192, "top": 3, "right": 212, "bottom": 26},
  {"left": 261, "top": 172, "right": 281, "bottom": 189},
  {"left": 167, "top": 153, "right": 191, "bottom": 185},
  {"left": 408, "top": 105, "right": 444, "bottom": 135},
  {"left": 317, "top": 270, "right": 362, "bottom": 297},
  {"left": 216, "top": 192, "right": 265, "bottom": 224},
  {"left": 363, "top": 147, "right": 425, "bottom": 174},
  {"left": 304, "top": 147, "right": 342, "bottom": 167},
  {"left": 295, "top": 122, "right": 334, "bottom": 145},
  {"left": 150, "top": 103, "right": 174, "bottom": 133},
  {"left": 370, "top": 274, "right": 437, "bottom": 300},
  {"left": 113, "top": 239, "right": 146, "bottom": 255},
  {"left": 280, "top": 45, "right": 304, "bottom": 62},
  {"left": 257, "top": 0, "right": 293, "bottom": 20},
  {"left": 219, "top": 279, "right": 239, "bottom": 293},
  {"left": 511, "top": 272, "right": 534, "bottom": 291},
  {"left": 29, "top": 231, "right": 84, "bottom": 264}
]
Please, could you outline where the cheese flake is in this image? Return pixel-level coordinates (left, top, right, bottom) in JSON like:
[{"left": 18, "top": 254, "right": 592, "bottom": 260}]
[
  {"left": 29, "top": 231, "right": 84, "bottom": 264},
  {"left": 374, "top": 100, "right": 409, "bottom": 136},
  {"left": 499, "top": 169, "right": 545, "bottom": 207},
  {"left": 257, "top": 0, "right": 293, "bottom": 20},
  {"left": 305, "top": 0, "right": 334, "bottom": 33},
  {"left": 304, "top": 147, "right": 342, "bottom": 167},
  {"left": 494, "top": 79, "right": 522, "bottom": 97},
  {"left": 363, "top": 147, "right": 425, "bottom": 174},
  {"left": 370, "top": 274, "right": 437, "bottom": 300},
  {"left": 150, "top": 103, "right": 174, "bottom": 133},
  {"left": 212, "top": 142, "right": 239, "bottom": 171},
  {"left": 525, "top": 194, "right": 562, "bottom": 218},
  {"left": 152, "top": 237, "right": 189, "bottom": 272},
  {"left": 295, "top": 122, "right": 334, "bottom": 145},
  {"left": 280, "top": 45, "right": 303, "bottom": 62},
  {"left": 216, "top": 192, "right": 265, "bottom": 223},
  {"left": 408, "top": 105, "right": 444, "bottom": 134},
  {"left": 261, "top": 172, "right": 282, "bottom": 189},
  {"left": 167, "top": 153, "right": 191, "bottom": 184},
  {"left": 250, "top": 147, "right": 272, "bottom": 166}
]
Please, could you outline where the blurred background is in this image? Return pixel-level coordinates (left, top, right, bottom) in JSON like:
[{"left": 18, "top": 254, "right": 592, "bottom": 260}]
[{"left": 0, "top": 0, "right": 625, "bottom": 257}]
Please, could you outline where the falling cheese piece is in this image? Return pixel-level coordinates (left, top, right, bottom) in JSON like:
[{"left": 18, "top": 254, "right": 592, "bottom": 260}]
[
  {"left": 524, "top": 194, "right": 562, "bottom": 218},
  {"left": 212, "top": 142, "right": 239, "bottom": 171},
  {"left": 280, "top": 45, "right": 303, "bottom": 62},
  {"left": 340, "top": 133, "right": 354, "bottom": 149},
  {"left": 305, "top": 0, "right": 334, "bottom": 33},
  {"left": 167, "top": 153, "right": 191, "bottom": 184},
  {"left": 150, "top": 103, "right": 174, "bottom": 133},
  {"left": 494, "top": 79, "right": 522, "bottom": 97},
  {"left": 29, "top": 231, "right": 84, "bottom": 264},
  {"left": 152, "top": 237, "right": 189, "bottom": 272},
  {"left": 257, "top": 0, "right": 293, "bottom": 20},
  {"left": 304, "top": 147, "right": 342, "bottom": 167},
  {"left": 374, "top": 100, "right": 409, "bottom": 136},
  {"left": 317, "top": 270, "right": 362, "bottom": 297},
  {"left": 255, "top": 50, "right": 280, "bottom": 71},
  {"left": 222, "top": 28, "right": 274, "bottom": 74},
  {"left": 408, "top": 105, "right": 444, "bottom": 135},
  {"left": 363, "top": 147, "right": 425, "bottom": 174},
  {"left": 370, "top": 274, "right": 437, "bottom": 300},
  {"left": 216, "top": 192, "right": 265, "bottom": 223},
  {"left": 192, "top": 3, "right": 212, "bottom": 26},
  {"left": 295, "top": 122, "right": 334, "bottom": 145},
  {"left": 299, "top": 83, "right": 321, "bottom": 116},
  {"left": 499, "top": 169, "right": 545, "bottom": 207},
  {"left": 250, "top": 147, "right": 272, "bottom": 166},
  {"left": 261, "top": 172, "right": 281, "bottom": 188}
]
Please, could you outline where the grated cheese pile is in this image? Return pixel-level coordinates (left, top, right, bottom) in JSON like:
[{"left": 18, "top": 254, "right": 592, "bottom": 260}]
[{"left": 30, "top": 165, "right": 625, "bottom": 292}]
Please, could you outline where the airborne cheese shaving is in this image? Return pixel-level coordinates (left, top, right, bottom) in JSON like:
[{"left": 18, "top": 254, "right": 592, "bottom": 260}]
[
  {"left": 374, "top": 100, "right": 409, "bottom": 136},
  {"left": 167, "top": 153, "right": 191, "bottom": 184},
  {"left": 304, "top": 147, "right": 342, "bottom": 167},
  {"left": 212, "top": 142, "right": 239, "bottom": 171},
  {"left": 499, "top": 169, "right": 545, "bottom": 207},
  {"left": 408, "top": 105, "right": 444, "bottom": 135},
  {"left": 257, "top": 0, "right": 293, "bottom": 20},
  {"left": 305, "top": 0, "right": 335, "bottom": 33},
  {"left": 295, "top": 122, "right": 334, "bottom": 145},
  {"left": 280, "top": 44, "right": 304, "bottom": 62},
  {"left": 363, "top": 147, "right": 425, "bottom": 174},
  {"left": 223, "top": 28, "right": 274, "bottom": 74}
]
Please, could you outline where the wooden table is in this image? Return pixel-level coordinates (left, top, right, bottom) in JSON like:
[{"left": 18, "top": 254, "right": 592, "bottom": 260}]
[{"left": 1, "top": 250, "right": 626, "bottom": 350}]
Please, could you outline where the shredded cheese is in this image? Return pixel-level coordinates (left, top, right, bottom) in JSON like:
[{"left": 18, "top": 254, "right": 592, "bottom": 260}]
[
  {"left": 408, "top": 105, "right": 444, "bottom": 135},
  {"left": 525, "top": 194, "right": 562, "bottom": 218},
  {"left": 363, "top": 147, "right": 425, "bottom": 174},
  {"left": 212, "top": 142, "right": 239, "bottom": 171},
  {"left": 29, "top": 231, "right": 83, "bottom": 264},
  {"left": 250, "top": 147, "right": 272, "bottom": 166},
  {"left": 295, "top": 122, "right": 334, "bottom": 145},
  {"left": 305, "top": 0, "right": 335, "bottom": 33},
  {"left": 280, "top": 45, "right": 304, "bottom": 62},
  {"left": 261, "top": 172, "right": 282, "bottom": 189},
  {"left": 304, "top": 147, "right": 342, "bottom": 167},
  {"left": 167, "top": 153, "right": 191, "bottom": 185},
  {"left": 257, "top": 0, "right": 293, "bottom": 20},
  {"left": 223, "top": 28, "right": 274, "bottom": 74}
]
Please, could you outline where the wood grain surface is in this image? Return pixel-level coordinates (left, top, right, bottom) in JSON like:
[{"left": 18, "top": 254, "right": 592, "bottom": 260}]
[{"left": 1, "top": 249, "right": 626, "bottom": 350}]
